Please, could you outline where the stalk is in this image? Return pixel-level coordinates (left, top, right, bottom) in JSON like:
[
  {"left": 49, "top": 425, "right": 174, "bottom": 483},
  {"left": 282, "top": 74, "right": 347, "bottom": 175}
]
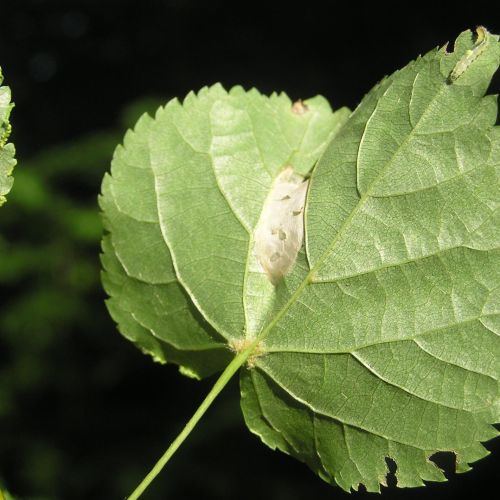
[{"left": 127, "top": 345, "right": 255, "bottom": 499}]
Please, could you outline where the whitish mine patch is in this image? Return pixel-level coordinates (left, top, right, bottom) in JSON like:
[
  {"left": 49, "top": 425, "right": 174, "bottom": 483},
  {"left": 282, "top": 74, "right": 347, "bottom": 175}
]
[{"left": 254, "top": 166, "right": 308, "bottom": 285}]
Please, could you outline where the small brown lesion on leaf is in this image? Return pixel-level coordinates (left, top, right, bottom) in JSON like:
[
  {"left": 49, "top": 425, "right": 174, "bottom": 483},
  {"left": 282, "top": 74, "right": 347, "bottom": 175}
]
[
  {"left": 291, "top": 99, "right": 309, "bottom": 115},
  {"left": 229, "top": 338, "right": 266, "bottom": 368}
]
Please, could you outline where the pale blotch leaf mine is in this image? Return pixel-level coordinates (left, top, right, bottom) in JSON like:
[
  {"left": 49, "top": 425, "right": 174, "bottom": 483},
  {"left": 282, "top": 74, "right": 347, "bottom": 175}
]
[{"left": 254, "top": 167, "right": 308, "bottom": 285}]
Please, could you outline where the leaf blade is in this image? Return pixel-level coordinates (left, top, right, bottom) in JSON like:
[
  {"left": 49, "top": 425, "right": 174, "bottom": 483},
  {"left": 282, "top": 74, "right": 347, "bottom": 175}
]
[{"left": 101, "top": 27, "right": 500, "bottom": 493}]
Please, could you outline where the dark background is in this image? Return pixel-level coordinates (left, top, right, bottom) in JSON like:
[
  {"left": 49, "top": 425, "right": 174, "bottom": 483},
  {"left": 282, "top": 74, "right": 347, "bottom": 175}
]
[{"left": 0, "top": 1, "right": 499, "bottom": 499}]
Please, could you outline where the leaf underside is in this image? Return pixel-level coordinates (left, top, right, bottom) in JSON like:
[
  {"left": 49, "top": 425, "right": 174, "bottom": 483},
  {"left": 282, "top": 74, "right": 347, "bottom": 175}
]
[
  {"left": 101, "top": 29, "right": 500, "bottom": 492},
  {"left": 0, "top": 68, "right": 15, "bottom": 207}
]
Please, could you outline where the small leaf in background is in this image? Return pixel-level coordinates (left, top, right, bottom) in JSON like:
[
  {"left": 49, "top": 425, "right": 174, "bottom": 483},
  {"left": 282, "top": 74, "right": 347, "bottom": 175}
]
[
  {"left": 0, "top": 67, "right": 16, "bottom": 207},
  {"left": 101, "top": 28, "right": 500, "bottom": 493}
]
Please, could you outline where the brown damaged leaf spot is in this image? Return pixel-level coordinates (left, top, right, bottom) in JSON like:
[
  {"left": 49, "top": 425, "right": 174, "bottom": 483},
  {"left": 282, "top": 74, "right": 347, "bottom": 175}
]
[{"left": 291, "top": 99, "right": 309, "bottom": 114}]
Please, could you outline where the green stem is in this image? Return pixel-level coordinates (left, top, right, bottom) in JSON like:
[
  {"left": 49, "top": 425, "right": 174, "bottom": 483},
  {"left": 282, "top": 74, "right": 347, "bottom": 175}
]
[{"left": 127, "top": 344, "right": 255, "bottom": 500}]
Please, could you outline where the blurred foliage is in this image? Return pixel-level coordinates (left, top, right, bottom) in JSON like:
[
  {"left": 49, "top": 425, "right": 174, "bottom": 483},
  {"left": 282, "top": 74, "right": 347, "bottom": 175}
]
[
  {"left": 0, "top": 124, "right": 119, "bottom": 416},
  {"left": 0, "top": 485, "right": 17, "bottom": 500},
  {"left": 0, "top": 96, "right": 166, "bottom": 411},
  {"left": 0, "top": 98, "right": 165, "bottom": 499}
]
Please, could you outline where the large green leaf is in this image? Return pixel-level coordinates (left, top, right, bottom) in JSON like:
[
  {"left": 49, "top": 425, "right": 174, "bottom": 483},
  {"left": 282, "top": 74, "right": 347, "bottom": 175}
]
[
  {"left": 0, "top": 67, "right": 15, "bottom": 207},
  {"left": 101, "top": 29, "right": 500, "bottom": 492}
]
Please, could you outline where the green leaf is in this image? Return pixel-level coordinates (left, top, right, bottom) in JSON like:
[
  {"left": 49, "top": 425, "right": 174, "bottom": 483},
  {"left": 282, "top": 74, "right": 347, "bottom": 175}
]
[
  {"left": 0, "top": 67, "right": 16, "bottom": 207},
  {"left": 0, "top": 488, "right": 16, "bottom": 500},
  {"left": 101, "top": 28, "right": 500, "bottom": 493}
]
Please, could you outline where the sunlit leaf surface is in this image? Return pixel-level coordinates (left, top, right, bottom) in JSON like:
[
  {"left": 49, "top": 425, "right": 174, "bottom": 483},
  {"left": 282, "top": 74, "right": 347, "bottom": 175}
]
[{"left": 101, "top": 29, "right": 500, "bottom": 491}]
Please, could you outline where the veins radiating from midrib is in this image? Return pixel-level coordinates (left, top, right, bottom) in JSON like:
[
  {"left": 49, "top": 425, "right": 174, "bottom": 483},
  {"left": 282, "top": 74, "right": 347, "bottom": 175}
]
[
  {"left": 255, "top": 58, "right": 487, "bottom": 351},
  {"left": 207, "top": 98, "right": 327, "bottom": 339},
  {"left": 256, "top": 365, "right": 449, "bottom": 450}
]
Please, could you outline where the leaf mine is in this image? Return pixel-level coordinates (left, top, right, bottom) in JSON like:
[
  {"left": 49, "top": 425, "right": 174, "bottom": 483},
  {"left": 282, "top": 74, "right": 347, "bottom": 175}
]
[{"left": 253, "top": 166, "right": 308, "bottom": 285}]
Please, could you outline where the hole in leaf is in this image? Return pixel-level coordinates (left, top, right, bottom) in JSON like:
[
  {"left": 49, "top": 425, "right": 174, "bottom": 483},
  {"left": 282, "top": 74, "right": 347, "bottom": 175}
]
[
  {"left": 355, "top": 482, "right": 366, "bottom": 493},
  {"left": 385, "top": 457, "right": 397, "bottom": 488},
  {"left": 429, "top": 451, "right": 456, "bottom": 477}
]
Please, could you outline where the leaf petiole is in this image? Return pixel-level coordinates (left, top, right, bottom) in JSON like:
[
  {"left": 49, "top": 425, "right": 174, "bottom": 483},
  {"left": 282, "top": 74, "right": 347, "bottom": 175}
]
[{"left": 127, "top": 340, "right": 258, "bottom": 500}]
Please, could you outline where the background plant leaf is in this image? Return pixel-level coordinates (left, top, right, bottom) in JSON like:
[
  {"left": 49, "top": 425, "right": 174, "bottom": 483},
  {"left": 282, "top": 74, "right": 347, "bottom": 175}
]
[
  {"left": 101, "top": 29, "right": 500, "bottom": 493},
  {"left": 0, "top": 67, "right": 15, "bottom": 207}
]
